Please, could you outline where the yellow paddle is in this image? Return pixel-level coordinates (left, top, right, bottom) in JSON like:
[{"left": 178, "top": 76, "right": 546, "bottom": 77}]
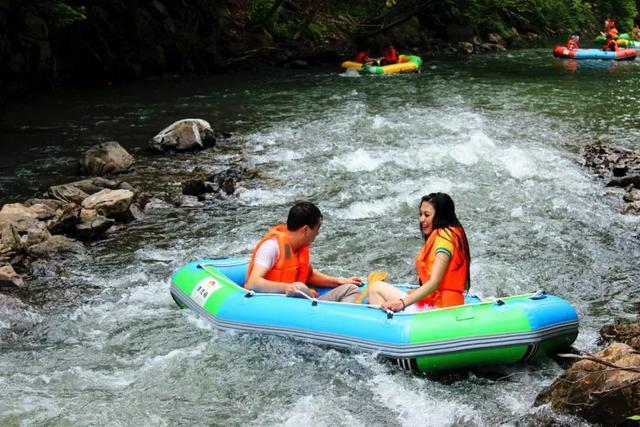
[{"left": 355, "top": 271, "right": 388, "bottom": 304}]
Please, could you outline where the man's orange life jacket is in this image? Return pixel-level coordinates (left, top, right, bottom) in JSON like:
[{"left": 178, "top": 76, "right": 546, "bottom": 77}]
[
  {"left": 355, "top": 51, "right": 369, "bottom": 64},
  {"left": 604, "top": 38, "right": 618, "bottom": 52},
  {"left": 384, "top": 47, "right": 399, "bottom": 64},
  {"left": 413, "top": 227, "right": 469, "bottom": 308},
  {"left": 245, "top": 224, "right": 311, "bottom": 288}
]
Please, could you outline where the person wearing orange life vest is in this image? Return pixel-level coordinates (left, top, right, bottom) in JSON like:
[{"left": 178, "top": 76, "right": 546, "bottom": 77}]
[
  {"left": 566, "top": 34, "right": 579, "bottom": 50},
  {"left": 601, "top": 18, "right": 618, "bottom": 38},
  {"left": 355, "top": 49, "right": 373, "bottom": 64},
  {"left": 603, "top": 31, "right": 618, "bottom": 52},
  {"left": 381, "top": 44, "right": 399, "bottom": 65},
  {"left": 245, "top": 201, "right": 362, "bottom": 302},
  {"left": 367, "top": 193, "right": 471, "bottom": 313}
]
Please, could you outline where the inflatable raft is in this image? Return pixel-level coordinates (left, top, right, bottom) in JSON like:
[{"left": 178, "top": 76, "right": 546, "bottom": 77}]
[
  {"left": 553, "top": 46, "right": 638, "bottom": 60},
  {"left": 341, "top": 55, "right": 422, "bottom": 74},
  {"left": 617, "top": 39, "right": 640, "bottom": 48},
  {"left": 594, "top": 32, "right": 630, "bottom": 43},
  {"left": 170, "top": 258, "right": 579, "bottom": 373}
]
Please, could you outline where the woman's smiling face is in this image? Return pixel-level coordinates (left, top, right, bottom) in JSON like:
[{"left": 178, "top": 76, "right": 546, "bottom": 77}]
[{"left": 419, "top": 201, "right": 435, "bottom": 237}]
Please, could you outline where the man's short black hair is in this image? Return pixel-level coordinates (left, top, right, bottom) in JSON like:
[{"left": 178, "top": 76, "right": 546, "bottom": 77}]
[{"left": 287, "top": 201, "right": 322, "bottom": 231}]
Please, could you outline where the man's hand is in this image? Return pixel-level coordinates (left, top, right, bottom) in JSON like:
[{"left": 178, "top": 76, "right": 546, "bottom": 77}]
[
  {"left": 338, "top": 276, "right": 363, "bottom": 286},
  {"left": 284, "top": 282, "right": 315, "bottom": 297}
]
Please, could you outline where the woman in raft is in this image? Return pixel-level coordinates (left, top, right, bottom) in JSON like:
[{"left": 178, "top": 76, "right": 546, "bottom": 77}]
[{"left": 368, "top": 192, "right": 471, "bottom": 313}]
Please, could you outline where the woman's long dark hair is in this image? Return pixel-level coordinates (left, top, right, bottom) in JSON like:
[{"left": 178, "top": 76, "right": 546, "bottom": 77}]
[{"left": 420, "top": 193, "right": 471, "bottom": 291}]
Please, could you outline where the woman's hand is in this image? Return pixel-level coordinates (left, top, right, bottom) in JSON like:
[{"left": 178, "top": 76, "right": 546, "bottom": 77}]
[{"left": 381, "top": 299, "right": 406, "bottom": 312}]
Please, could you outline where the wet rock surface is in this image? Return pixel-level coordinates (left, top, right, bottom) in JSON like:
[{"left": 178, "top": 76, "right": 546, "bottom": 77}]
[
  {"left": 583, "top": 143, "right": 640, "bottom": 215},
  {"left": 0, "top": 117, "right": 246, "bottom": 341},
  {"left": 78, "top": 141, "right": 136, "bottom": 176},
  {"left": 535, "top": 342, "right": 640, "bottom": 426}
]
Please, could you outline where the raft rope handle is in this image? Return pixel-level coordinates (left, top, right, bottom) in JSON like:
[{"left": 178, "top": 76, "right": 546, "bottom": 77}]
[
  {"left": 529, "top": 289, "right": 547, "bottom": 300},
  {"left": 296, "top": 290, "right": 319, "bottom": 306}
]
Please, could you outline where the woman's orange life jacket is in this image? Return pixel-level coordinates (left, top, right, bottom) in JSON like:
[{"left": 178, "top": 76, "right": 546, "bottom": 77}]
[
  {"left": 413, "top": 227, "right": 469, "bottom": 308},
  {"left": 566, "top": 40, "right": 579, "bottom": 50},
  {"left": 384, "top": 47, "right": 399, "bottom": 64},
  {"left": 245, "top": 224, "right": 311, "bottom": 289}
]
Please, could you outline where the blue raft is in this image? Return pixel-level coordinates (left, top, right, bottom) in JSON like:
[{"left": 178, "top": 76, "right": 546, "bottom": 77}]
[{"left": 170, "top": 258, "right": 580, "bottom": 372}]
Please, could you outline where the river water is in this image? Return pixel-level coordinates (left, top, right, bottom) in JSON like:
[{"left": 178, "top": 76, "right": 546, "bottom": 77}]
[{"left": 1, "top": 49, "right": 640, "bottom": 426}]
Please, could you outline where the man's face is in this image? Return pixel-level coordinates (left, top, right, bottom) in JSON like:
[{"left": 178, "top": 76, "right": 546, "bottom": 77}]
[{"left": 304, "top": 220, "right": 322, "bottom": 246}]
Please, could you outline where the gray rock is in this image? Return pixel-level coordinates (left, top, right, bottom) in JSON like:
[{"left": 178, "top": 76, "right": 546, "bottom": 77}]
[
  {"left": 48, "top": 184, "right": 90, "bottom": 204},
  {"left": 0, "top": 264, "right": 24, "bottom": 287},
  {"left": 78, "top": 141, "right": 135, "bottom": 176},
  {"left": 144, "top": 198, "right": 173, "bottom": 213},
  {"left": 27, "top": 235, "right": 86, "bottom": 260},
  {"left": 75, "top": 214, "right": 115, "bottom": 240},
  {"left": 0, "top": 293, "right": 42, "bottom": 343},
  {"left": 149, "top": 119, "right": 215, "bottom": 152},
  {"left": 81, "top": 189, "right": 134, "bottom": 219}
]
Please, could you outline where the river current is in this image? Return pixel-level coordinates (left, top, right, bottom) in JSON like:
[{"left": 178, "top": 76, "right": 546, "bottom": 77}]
[{"left": 1, "top": 48, "right": 640, "bottom": 426}]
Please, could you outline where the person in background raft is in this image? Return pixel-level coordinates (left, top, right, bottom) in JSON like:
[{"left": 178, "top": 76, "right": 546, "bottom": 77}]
[
  {"left": 566, "top": 34, "right": 580, "bottom": 50},
  {"left": 245, "top": 201, "right": 362, "bottom": 302},
  {"left": 603, "top": 18, "right": 618, "bottom": 38},
  {"left": 355, "top": 49, "right": 373, "bottom": 64},
  {"left": 603, "top": 31, "right": 618, "bottom": 52},
  {"left": 381, "top": 44, "right": 399, "bottom": 65},
  {"left": 631, "top": 21, "right": 640, "bottom": 41},
  {"left": 367, "top": 193, "right": 471, "bottom": 313}
]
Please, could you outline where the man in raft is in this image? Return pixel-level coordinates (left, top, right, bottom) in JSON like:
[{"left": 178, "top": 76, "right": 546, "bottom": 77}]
[
  {"left": 381, "top": 44, "right": 399, "bottom": 65},
  {"left": 603, "top": 31, "right": 618, "bottom": 51},
  {"left": 245, "top": 201, "right": 362, "bottom": 302}
]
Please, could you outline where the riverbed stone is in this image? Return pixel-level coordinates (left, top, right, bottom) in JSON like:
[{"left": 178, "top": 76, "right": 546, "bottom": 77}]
[
  {"left": 27, "top": 235, "right": 86, "bottom": 260},
  {"left": 0, "top": 213, "right": 51, "bottom": 246},
  {"left": 149, "top": 118, "right": 215, "bottom": 152},
  {"left": 81, "top": 189, "right": 134, "bottom": 219},
  {"left": 599, "top": 318, "right": 640, "bottom": 351},
  {"left": 79, "top": 141, "right": 135, "bottom": 176},
  {"left": 623, "top": 189, "right": 640, "bottom": 203},
  {"left": 0, "top": 222, "right": 24, "bottom": 261},
  {"left": 48, "top": 183, "right": 90, "bottom": 204},
  {"left": 535, "top": 342, "right": 640, "bottom": 425},
  {"left": 46, "top": 203, "right": 80, "bottom": 236},
  {"left": 458, "top": 42, "right": 474, "bottom": 54},
  {"left": 0, "top": 264, "right": 24, "bottom": 288},
  {"left": 623, "top": 201, "right": 640, "bottom": 214},
  {"left": 75, "top": 214, "right": 115, "bottom": 240},
  {"left": 0, "top": 202, "right": 55, "bottom": 220},
  {"left": 0, "top": 293, "right": 42, "bottom": 344},
  {"left": 24, "top": 198, "right": 66, "bottom": 212},
  {"left": 144, "top": 198, "right": 173, "bottom": 212}
]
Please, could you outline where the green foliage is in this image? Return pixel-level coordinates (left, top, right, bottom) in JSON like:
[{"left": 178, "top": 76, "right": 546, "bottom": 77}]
[
  {"left": 40, "top": 1, "right": 86, "bottom": 29},
  {"left": 248, "top": 0, "right": 276, "bottom": 24},
  {"left": 461, "top": 0, "right": 598, "bottom": 36},
  {"left": 628, "top": 415, "right": 640, "bottom": 421}
]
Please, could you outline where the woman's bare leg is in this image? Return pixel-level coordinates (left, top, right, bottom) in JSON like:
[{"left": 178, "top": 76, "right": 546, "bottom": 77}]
[{"left": 367, "top": 281, "right": 403, "bottom": 305}]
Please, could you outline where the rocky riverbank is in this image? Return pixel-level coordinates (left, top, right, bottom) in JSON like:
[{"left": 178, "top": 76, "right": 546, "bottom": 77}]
[
  {"left": 0, "top": 118, "right": 246, "bottom": 343},
  {"left": 529, "top": 143, "right": 640, "bottom": 424},
  {"left": 582, "top": 143, "right": 640, "bottom": 215}
]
